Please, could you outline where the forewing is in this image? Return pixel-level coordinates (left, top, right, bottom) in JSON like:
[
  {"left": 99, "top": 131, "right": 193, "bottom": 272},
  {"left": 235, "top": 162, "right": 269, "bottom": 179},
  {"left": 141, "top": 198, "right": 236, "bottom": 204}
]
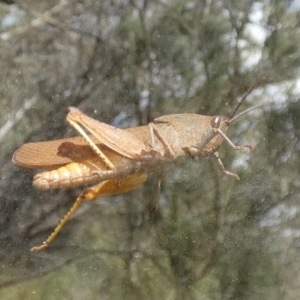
[
  {"left": 67, "top": 107, "right": 148, "bottom": 159},
  {"left": 13, "top": 126, "right": 151, "bottom": 169},
  {"left": 12, "top": 136, "right": 98, "bottom": 169}
]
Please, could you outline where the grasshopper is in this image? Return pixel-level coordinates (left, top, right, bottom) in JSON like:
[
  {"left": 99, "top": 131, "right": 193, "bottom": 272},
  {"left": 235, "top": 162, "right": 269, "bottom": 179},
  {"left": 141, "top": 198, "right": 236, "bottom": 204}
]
[{"left": 13, "top": 80, "right": 263, "bottom": 251}]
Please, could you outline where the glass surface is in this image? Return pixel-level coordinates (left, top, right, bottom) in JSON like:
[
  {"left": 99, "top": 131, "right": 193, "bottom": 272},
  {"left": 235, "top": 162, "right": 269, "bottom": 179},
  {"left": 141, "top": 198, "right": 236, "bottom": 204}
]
[{"left": 1, "top": 1, "right": 300, "bottom": 299}]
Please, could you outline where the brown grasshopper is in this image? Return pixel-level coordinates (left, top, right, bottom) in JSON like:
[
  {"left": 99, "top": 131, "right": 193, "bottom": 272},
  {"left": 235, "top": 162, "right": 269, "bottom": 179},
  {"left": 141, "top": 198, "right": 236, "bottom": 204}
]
[{"left": 12, "top": 80, "right": 263, "bottom": 251}]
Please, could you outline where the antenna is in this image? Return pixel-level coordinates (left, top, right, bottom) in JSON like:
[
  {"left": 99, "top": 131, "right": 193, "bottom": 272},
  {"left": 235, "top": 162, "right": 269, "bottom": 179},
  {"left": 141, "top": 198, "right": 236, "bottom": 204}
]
[{"left": 229, "top": 77, "right": 266, "bottom": 121}]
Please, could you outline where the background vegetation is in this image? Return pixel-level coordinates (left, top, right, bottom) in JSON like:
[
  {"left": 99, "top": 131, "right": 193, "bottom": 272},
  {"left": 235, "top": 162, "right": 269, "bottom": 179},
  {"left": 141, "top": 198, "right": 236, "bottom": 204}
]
[{"left": 0, "top": 0, "right": 300, "bottom": 299}]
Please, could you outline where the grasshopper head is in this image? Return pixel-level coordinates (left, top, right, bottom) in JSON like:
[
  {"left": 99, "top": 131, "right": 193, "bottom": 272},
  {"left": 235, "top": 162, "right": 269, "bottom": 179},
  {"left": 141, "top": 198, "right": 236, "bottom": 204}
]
[
  {"left": 211, "top": 116, "right": 230, "bottom": 133},
  {"left": 202, "top": 79, "right": 265, "bottom": 157},
  {"left": 198, "top": 115, "right": 230, "bottom": 156}
]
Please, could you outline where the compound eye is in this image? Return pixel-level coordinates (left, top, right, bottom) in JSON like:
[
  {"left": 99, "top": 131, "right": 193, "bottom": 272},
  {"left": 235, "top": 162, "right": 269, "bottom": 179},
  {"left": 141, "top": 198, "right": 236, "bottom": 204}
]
[{"left": 211, "top": 116, "right": 221, "bottom": 129}]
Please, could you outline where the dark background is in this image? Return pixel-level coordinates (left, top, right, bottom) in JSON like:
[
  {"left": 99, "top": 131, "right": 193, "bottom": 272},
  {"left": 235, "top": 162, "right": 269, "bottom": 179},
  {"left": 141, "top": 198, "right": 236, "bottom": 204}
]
[{"left": 0, "top": 1, "right": 300, "bottom": 299}]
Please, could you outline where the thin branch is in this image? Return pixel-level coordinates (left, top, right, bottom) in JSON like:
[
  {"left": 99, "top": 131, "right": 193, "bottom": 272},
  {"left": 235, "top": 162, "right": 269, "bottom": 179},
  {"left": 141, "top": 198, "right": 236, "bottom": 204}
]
[
  {"left": 0, "top": 248, "right": 168, "bottom": 289},
  {"left": 13, "top": 1, "right": 104, "bottom": 40}
]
